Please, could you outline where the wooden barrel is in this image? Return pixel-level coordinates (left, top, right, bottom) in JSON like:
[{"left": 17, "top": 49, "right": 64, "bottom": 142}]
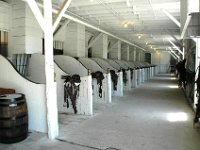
[
  {"left": 0, "top": 88, "right": 15, "bottom": 95},
  {"left": 0, "top": 93, "right": 28, "bottom": 144}
]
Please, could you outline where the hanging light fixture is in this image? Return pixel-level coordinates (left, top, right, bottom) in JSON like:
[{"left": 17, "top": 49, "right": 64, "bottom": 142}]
[
  {"left": 90, "top": 0, "right": 94, "bottom": 2},
  {"left": 126, "top": 0, "right": 131, "bottom": 7},
  {"left": 124, "top": 23, "right": 128, "bottom": 28}
]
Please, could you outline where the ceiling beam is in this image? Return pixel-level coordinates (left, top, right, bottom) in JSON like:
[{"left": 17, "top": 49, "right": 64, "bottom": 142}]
[
  {"left": 162, "top": 9, "right": 180, "bottom": 28},
  {"left": 168, "top": 51, "right": 178, "bottom": 60},
  {"left": 25, "top": 0, "right": 46, "bottom": 32},
  {"left": 165, "top": 29, "right": 184, "bottom": 47},
  {"left": 168, "top": 39, "right": 183, "bottom": 55},
  {"left": 53, "top": 19, "right": 71, "bottom": 37},
  {"left": 53, "top": 0, "right": 72, "bottom": 32},
  {"left": 148, "top": 0, "right": 156, "bottom": 18},
  {"left": 37, "top": 2, "right": 147, "bottom": 52},
  {"left": 168, "top": 47, "right": 180, "bottom": 59}
]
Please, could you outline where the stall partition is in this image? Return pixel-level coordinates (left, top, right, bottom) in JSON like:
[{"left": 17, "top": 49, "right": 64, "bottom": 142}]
[
  {"left": 0, "top": 55, "right": 47, "bottom": 133},
  {"left": 28, "top": 54, "right": 93, "bottom": 115},
  {"left": 114, "top": 60, "right": 132, "bottom": 91},
  {"left": 92, "top": 58, "right": 123, "bottom": 97},
  {"left": 78, "top": 57, "right": 112, "bottom": 104}
]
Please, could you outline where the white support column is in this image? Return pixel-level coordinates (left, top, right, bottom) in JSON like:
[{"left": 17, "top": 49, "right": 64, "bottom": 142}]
[
  {"left": 102, "top": 34, "right": 108, "bottom": 59},
  {"left": 126, "top": 45, "right": 130, "bottom": 61},
  {"left": 133, "top": 48, "right": 136, "bottom": 61},
  {"left": 126, "top": 70, "right": 132, "bottom": 90},
  {"left": 117, "top": 41, "right": 121, "bottom": 60},
  {"left": 114, "top": 71, "right": 123, "bottom": 96},
  {"left": 43, "top": 0, "right": 59, "bottom": 139},
  {"left": 106, "top": 72, "right": 112, "bottom": 103},
  {"left": 25, "top": 0, "right": 59, "bottom": 140},
  {"left": 194, "top": 38, "right": 200, "bottom": 109}
]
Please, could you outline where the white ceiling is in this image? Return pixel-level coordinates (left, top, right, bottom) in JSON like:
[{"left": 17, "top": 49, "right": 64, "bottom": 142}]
[{"left": 53, "top": 0, "right": 181, "bottom": 52}]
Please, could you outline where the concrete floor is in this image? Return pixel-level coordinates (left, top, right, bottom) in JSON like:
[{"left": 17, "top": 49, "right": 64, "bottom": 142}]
[{"left": 1, "top": 74, "right": 200, "bottom": 150}]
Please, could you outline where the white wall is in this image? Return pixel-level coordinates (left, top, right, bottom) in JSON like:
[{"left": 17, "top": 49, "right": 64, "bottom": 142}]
[
  {"left": 0, "top": 1, "right": 11, "bottom": 31},
  {"left": 152, "top": 51, "right": 170, "bottom": 73},
  {"left": 63, "top": 22, "right": 86, "bottom": 57},
  {"left": 9, "top": 1, "right": 42, "bottom": 56},
  {"left": 0, "top": 55, "right": 47, "bottom": 133}
]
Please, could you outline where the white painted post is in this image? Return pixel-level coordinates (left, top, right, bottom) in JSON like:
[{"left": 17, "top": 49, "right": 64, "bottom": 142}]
[
  {"left": 126, "top": 45, "right": 130, "bottom": 61},
  {"left": 116, "top": 71, "right": 123, "bottom": 96},
  {"left": 133, "top": 48, "right": 136, "bottom": 61},
  {"left": 127, "top": 70, "right": 132, "bottom": 90},
  {"left": 103, "top": 34, "right": 108, "bottom": 59},
  {"left": 117, "top": 41, "right": 121, "bottom": 60},
  {"left": 44, "top": 0, "right": 58, "bottom": 139},
  {"left": 106, "top": 71, "right": 112, "bottom": 103},
  {"left": 133, "top": 69, "right": 137, "bottom": 88},
  {"left": 194, "top": 38, "right": 200, "bottom": 109}
]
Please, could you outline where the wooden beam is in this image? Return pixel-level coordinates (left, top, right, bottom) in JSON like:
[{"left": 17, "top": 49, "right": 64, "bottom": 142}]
[
  {"left": 168, "top": 51, "right": 178, "bottom": 60},
  {"left": 53, "top": 0, "right": 72, "bottom": 32},
  {"left": 108, "top": 40, "right": 118, "bottom": 52},
  {"left": 181, "top": 15, "right": 192, "bottom": 39},
  {"left": 87, "top": 33, "right": 103, "bottom": 49},
  {"left": 166, "top": 29, "right": 184, "bottom": 47},
  {"left": 25, "top": 0, "right": 46, "bottom": 32},
  {"left": 36, "top": 2, "right": 147, "bottom": 52},
  {"left": 168, "top": 39, "right": 183, "bottom": 55},
  {"left": 169, "top": 47, "right": 180, "bottom": 59},
  {"left": 53, "top": 19, "right": 71, "bottom": 36},
  {"left": 162, "top": 9, "right": 180, "bottom": 28}
]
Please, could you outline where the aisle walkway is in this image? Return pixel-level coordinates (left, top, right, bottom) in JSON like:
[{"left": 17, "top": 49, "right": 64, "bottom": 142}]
[
  {"left": 56, "top": 74, "right": 200, "bottom": 150},
  {"left": 1, "top": 74, "right": 200, "bottom": 150}
]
